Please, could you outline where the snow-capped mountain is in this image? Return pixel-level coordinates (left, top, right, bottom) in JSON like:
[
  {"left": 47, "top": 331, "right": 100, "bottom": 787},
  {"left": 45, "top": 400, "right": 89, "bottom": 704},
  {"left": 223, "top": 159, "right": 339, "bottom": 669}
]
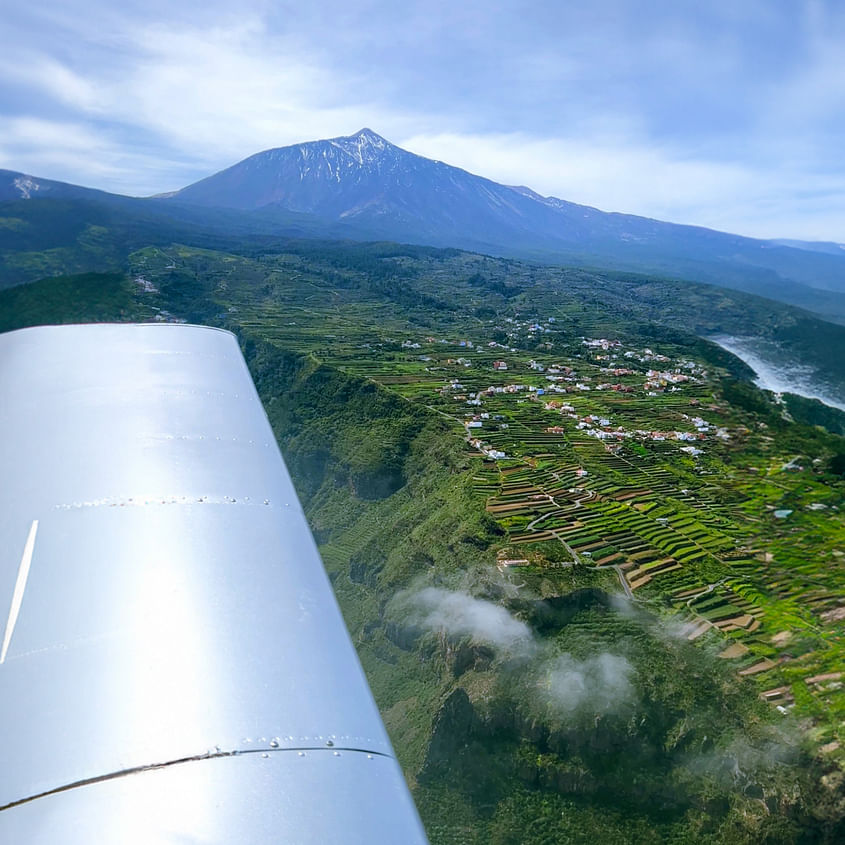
[
  {"left": 167, "top": 129, "right": 845, "bottom": 304},
  {"left": 4, "top": 131, "right": 845, "bottom": 316},
  {"left": 0, "top": 170, "right": 116, "bottom": 203},
  {"left": 161, "top": 128, "right": 696, "bottom": 250},
  {"left": 168, "top": 127, "right": 595, "bottom": 248},
  {"left": 165, "top": 129, "right": 845, "bottom": 307},
  {"left": 172, "top": 126, "right": 687, "bottom": 252}
]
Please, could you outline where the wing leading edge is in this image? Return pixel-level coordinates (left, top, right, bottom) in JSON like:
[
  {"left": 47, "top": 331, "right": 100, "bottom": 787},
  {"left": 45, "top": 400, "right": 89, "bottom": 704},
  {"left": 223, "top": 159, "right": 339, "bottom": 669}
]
[{"left": 0, "top": 323, "right": 428, "bottom": 843}]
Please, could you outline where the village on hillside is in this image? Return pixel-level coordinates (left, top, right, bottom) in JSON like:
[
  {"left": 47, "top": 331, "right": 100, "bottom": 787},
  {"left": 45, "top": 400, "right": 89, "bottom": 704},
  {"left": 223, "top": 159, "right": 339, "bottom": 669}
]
[
  {"left": 316, "top": 318, "right": 845, "bottom": 743},
  {"left": 133, "top": 244, "right": 845, "bottom": 763}
]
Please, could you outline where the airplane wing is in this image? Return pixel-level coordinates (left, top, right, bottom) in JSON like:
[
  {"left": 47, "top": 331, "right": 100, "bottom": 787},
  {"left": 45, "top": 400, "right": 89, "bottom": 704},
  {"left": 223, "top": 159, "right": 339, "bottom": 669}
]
[{"left": 0, "top": 323, "right": 428, "bottom": 843}]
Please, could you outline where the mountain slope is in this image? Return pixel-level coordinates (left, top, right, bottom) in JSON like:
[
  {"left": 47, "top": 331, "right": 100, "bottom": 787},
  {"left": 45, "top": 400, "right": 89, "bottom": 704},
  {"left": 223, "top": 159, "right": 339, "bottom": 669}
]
[
  {"left": 2, "top": 247, "right": 843, "bottom": 844},
  {"left": 5, "top": 140, "right": 845, "bottom": 322},
  {"left": 168, "top": 129, "right": 845, "bottom": 320},
  {"left": 169, "top": 128, "right": 590, "bottom": 247},
  {"left": 169, "top": 129, "right": 730, "bottom": 252},
  {"left": 0, "top": 169, "right": 378, "bottom": 288},
  {"left": 0, "top": 169, "right": 124, "bottom": 204}
]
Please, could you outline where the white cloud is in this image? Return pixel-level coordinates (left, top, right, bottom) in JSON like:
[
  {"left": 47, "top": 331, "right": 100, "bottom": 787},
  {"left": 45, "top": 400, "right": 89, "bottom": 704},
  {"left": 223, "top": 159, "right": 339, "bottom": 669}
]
[
  {"left": 0, "top": 116, "right": 191, "bottom": 195},
  {"left": 0, "top": 13, "right": 425, "bottom": 193},
  {"left": 1, "top": 1, "right": 844, "bottom": 238},
  {"left": 0, "top": 117, "right": 123, "bottom": 178},
  {"left": 0, "top": 55, "right": 99, "bottom": 112},
  {"left": 401, "top": 129, "right": 753, "bottom": 213},
  {"left": 400, "top": 130, "right": 845, "bottom": 240},
  {"left": 116, "top": 20, "right": 352, "bottom": 156},
  {"left": 395, "top": 584, "right": 639, "bottom": 719},
  {"left": 543, "top": 652, "right": 635, "bottom": 715},
  {"left": 404, "top": 587, "right": 535, "bottom": 655}
]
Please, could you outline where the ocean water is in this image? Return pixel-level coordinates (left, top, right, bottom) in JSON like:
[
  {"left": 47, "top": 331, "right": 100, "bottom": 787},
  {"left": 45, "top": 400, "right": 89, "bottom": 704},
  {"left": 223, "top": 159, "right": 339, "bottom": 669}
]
[{"left": 710, "top": 335, "right": 845, "bottom": 413}]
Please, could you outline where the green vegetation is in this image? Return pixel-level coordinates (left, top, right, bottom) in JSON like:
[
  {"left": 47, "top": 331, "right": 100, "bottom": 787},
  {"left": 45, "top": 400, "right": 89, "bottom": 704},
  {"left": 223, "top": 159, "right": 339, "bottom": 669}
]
[
  {"left": 0, "top": 271, "right": 154, "bottom": 332},
  {"left": 1, "top": 235, "right": 844, "bottom": 843},
  {"left": 783, "top": 393, "right": 845, "bottom": 437}
]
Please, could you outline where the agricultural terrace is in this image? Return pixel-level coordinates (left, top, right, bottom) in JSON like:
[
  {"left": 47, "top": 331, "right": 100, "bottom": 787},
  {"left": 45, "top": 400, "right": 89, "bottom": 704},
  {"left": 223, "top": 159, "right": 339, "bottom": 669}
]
[{"left": 130, "top": 244, "right": 845, "bottom": 761}]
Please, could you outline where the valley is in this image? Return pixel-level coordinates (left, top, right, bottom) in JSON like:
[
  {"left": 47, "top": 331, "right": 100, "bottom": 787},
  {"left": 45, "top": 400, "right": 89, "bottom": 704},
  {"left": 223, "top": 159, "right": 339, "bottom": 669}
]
[
  {"left": 6, "top": 5, "right": 845, "bottom": 842},
  {"left": 133, "top": 242, "right": 843, "bottom": 741},
  {"left": 1, "top": 235, "right": 844, "bottom": 842}
]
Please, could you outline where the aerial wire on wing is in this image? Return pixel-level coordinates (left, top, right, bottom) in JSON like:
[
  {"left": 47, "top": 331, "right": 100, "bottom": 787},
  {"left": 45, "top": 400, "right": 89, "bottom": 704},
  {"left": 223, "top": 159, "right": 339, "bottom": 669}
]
[{"left": 0, "top": 520, "right": 39, "bottom": 664}]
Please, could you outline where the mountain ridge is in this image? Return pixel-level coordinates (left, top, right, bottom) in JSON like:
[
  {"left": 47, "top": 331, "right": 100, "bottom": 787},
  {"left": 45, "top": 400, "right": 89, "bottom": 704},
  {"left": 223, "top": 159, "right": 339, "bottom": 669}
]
[
  {"left": 163, "top": 129, "right": 845, "bottom": 312},
  {"left": 5, "top": 130, "right": 845, "bottom": 321}
]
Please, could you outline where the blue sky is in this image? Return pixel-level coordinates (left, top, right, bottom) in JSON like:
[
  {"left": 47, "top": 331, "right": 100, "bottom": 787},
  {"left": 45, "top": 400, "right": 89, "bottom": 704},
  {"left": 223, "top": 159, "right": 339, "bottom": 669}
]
[{"left": 1, "top": 0, "right": 844, "bottom": 240}]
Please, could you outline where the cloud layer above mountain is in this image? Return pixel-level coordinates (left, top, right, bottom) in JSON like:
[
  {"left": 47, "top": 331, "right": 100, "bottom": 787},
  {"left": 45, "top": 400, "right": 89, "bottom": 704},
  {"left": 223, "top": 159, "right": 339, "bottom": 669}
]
[{"left": 2, "top": 0, "right": 845, "bottom": 239}]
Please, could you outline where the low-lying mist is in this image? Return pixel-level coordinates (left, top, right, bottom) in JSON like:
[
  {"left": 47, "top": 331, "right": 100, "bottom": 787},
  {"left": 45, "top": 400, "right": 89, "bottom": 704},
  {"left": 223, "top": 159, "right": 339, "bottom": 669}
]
[
  {"left": 390, "top": 577, "right": 638, "bottom": 719},
  {"left": 388, "top": 572, "right": 807, "bottom": 793}
]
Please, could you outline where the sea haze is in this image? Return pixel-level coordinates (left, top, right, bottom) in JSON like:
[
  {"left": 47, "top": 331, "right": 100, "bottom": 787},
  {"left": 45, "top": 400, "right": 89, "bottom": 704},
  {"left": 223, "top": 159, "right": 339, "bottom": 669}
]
[{"left": 712, "top": 335, "right": 845, "bottom": 412}]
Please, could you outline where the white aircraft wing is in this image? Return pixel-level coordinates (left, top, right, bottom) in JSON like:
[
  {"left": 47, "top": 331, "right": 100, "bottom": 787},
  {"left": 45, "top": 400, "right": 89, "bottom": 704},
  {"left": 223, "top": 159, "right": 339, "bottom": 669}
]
[{"left": 0, "top": 323, "right": 428, "bottom": 843}]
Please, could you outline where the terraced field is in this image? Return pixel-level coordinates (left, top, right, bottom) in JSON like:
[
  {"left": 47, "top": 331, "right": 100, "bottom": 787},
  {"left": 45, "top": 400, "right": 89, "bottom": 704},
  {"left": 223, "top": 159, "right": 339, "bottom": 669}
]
[{"left": 131, "top": 242, "right": 845, "bottom": 766}]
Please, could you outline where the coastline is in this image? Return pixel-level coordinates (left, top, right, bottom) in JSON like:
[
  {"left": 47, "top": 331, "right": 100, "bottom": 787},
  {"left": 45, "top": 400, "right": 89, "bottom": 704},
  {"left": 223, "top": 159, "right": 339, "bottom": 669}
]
[{"left": 710, "top": 334, "right": 845, "bottom": 413}]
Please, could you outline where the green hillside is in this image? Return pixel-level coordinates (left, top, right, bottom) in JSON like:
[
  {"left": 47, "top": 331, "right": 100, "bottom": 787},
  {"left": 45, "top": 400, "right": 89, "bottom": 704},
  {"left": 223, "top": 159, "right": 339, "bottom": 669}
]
[{"left": 1, "top": 239, "right": 843, "bottom": 843}]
